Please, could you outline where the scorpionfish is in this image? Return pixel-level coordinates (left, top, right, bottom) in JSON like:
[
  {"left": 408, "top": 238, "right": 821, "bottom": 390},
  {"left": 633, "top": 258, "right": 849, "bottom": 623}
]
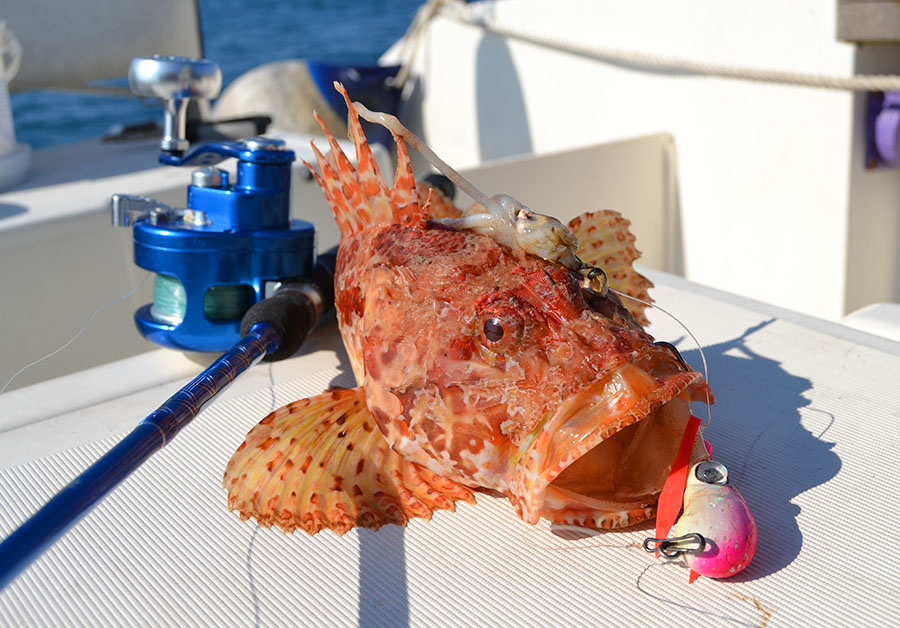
[{"left": 224, "top": 84, "right": 710, "bottom": 534}]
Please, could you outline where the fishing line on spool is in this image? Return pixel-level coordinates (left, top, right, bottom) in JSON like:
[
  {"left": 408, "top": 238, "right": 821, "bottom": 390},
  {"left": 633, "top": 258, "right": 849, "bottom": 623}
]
[
  {"left": 0, "top": 272, "right": 152, "bottom": 395},
  {"left": 150, "top": 274, "right": 253, "bottom": 324}
]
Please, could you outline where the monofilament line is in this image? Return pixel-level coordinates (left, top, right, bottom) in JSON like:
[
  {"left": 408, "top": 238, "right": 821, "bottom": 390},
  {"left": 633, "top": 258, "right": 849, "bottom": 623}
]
[
  {"left": 0, "top": 273, "right": 151, "bottom": 395},
  {"left": 612, "top": 289, "right": 714, "bottom": 430}
]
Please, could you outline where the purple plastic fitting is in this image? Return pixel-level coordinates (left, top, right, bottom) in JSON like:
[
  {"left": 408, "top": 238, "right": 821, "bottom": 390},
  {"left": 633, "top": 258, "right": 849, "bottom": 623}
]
[{"left": 873, "top": 91, "right": 900, "bottom": 168}]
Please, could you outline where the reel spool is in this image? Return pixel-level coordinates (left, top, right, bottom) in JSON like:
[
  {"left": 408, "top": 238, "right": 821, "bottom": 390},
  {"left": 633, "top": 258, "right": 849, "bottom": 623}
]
[{"left": 111, "top": 56, "right": 316, "bottom": 352}]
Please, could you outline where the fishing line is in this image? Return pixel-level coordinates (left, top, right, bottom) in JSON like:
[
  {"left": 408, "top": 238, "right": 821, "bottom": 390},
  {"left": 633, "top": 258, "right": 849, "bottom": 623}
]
[
  {"left": 611, "top": 289, "right": 714, "bottom": 431},
  {"left": 634, "top": 563, "right": 759, "bottom": 627},
  {"left": 245, "top": 524, "right": 263, "bottom": 628},
  {"left": 520, "top": 522, "right": 642, "bottom": 552},
  {"left": 0, "top": 272, "right": 152, "bottom": 395},
  {"left": 518, "top": 522, "right": 752, "bottom": 622},
  {"left": 522, "top": 524, "right": 752, "bottom": 620},
  {"left": 527, "top": 526, "right": 758, "bottom": 624}
]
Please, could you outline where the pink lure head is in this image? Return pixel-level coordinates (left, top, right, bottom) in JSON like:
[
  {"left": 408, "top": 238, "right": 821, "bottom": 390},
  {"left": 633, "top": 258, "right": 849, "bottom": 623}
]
[{"left": 673, "top": 460, "right": 757, "bottom": 578}]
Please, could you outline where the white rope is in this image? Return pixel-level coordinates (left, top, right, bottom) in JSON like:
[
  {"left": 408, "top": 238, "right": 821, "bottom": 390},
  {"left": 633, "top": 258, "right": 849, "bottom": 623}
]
[
  {"left": 438, "top": 3, "right": 900, "bottom": 92},
  {"left": 394, "top": 0, "right": 455, "bottom": 88}
]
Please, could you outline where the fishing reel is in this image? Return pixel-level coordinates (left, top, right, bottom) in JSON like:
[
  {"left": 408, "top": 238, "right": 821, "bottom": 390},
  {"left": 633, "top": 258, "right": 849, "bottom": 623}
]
[{"left": 111, "top": 56, "right": 320, "bottom": 354}]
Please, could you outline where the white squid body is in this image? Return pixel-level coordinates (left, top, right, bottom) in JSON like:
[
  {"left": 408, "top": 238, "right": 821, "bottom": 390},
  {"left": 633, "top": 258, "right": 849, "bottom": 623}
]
[
  {"left": 674, "top": 461, "right": 757, "bottom": 578},
  {"left": 352, "top": 101, "right": 585, "bottom": 272}
]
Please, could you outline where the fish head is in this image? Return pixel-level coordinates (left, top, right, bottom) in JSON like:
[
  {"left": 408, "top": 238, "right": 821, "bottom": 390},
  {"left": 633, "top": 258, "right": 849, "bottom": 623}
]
[{"left": 360, "top": 221, "right": 707, "bottom": 529}]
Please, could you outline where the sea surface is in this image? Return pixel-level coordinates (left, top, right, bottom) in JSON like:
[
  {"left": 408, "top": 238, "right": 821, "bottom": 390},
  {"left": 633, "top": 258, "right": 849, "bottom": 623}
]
[{"left": 11, "top": 0, "right": 424, "bottom": 149}]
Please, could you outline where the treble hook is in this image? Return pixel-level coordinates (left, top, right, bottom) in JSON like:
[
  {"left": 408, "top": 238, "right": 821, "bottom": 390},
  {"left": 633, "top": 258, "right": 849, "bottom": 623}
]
[{"left": 642, "top": 533, "right": 706, "bottom": 559}]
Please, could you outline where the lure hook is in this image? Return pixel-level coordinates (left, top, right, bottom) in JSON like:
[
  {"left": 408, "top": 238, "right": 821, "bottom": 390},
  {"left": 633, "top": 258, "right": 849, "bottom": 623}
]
[
  {"left": 652, "top": 340, "right": 691, "bottom": 373},
  {"left": 642, "top": 533, "right": 706, "bottom": 559},
  {"left": 579, "top": 263, "right": 609, "bottom": 297}
]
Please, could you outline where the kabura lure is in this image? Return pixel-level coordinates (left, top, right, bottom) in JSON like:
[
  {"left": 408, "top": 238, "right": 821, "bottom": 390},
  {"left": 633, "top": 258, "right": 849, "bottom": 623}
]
[{"left": 644, "top": 459, "right": 757, "bottom": 580}]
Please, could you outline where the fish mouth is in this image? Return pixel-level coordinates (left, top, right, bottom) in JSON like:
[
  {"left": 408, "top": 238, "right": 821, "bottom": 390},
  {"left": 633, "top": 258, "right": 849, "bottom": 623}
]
[{"left": 510, "top": 346, "right": 708, "bottom": 529}]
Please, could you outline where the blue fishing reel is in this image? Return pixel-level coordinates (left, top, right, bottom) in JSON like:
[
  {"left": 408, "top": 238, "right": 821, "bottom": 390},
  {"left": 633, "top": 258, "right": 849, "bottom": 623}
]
[{"left": 112, "top": 56, "right": 317, "bottom": 353}]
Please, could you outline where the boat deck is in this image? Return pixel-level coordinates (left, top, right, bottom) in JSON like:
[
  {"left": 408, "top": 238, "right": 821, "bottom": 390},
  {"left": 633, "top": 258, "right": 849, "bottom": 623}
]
[{"left": 2, "top": 269, "right": 897, "bottom": 627}]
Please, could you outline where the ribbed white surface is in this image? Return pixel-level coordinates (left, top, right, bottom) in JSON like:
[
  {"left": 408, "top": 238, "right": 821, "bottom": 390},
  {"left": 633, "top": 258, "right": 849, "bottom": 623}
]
[{"left": 3, "top": 280, "right": 900, "bottom": 627}]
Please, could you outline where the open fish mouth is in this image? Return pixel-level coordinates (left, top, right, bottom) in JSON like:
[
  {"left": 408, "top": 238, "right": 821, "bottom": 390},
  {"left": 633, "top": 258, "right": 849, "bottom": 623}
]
[{"left": 510, "top": 345, "right": 707, "bottom": 529}]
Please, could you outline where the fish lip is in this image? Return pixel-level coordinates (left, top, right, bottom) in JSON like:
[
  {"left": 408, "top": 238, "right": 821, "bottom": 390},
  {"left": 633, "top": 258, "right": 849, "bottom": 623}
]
[{"left": 509, "top": 354, "right": 704, "bottom": 527}]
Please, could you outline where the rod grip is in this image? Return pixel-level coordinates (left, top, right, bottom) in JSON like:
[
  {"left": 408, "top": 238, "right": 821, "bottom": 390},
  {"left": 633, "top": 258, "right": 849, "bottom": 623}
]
[
  {"left": 240, "top": 283, "right": 318, "bottom": 361},
  {"left": 240, "top": 248, "right": 338, "bottom": 362}
]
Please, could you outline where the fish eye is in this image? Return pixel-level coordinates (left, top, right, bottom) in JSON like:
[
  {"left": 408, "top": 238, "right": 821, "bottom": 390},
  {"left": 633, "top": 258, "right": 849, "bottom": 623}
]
[
  {"left": 483, "top": 318, "right": 504, "bottom": 342},
  {"left": 695, "top": 461, "right": 728, "bottom": 485},
  {"left": 476, "top": 304, "right": 524, "bottom": 355}
]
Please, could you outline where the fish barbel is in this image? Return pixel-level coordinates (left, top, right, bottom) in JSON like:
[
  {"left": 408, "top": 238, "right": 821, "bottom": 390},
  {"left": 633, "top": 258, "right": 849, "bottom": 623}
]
[{"left": 224, "top": 83, "right": 711, "bottom": 534}]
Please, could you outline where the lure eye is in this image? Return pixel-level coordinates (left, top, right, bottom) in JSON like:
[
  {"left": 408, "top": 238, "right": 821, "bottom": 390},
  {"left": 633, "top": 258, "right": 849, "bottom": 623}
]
[
  {"left": 483, "top": 318, "right": 504, "bottom": 342},
  {"left": 695, "top": 461, "right": 728, "bottom": 485}
]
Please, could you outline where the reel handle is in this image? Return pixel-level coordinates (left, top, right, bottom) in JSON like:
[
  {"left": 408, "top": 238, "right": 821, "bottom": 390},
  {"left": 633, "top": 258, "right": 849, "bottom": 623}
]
[{"left": 128, "top": 56, "right": 223, "bottom": 155}]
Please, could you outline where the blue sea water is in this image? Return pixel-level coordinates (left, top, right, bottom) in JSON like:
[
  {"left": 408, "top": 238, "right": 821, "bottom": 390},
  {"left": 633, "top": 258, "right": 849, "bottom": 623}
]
[{"left": 11, "top": 0, "right": 424, "bottom": 149}]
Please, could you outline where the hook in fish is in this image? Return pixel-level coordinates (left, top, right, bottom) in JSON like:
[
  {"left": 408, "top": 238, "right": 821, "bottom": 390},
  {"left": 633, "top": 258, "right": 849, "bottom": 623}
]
[
  {"left": 579, "top": 263, "right": 609, "bottom": 296},
  {"left": 652, "top": 340, "right": 691, "bottom": 372}
]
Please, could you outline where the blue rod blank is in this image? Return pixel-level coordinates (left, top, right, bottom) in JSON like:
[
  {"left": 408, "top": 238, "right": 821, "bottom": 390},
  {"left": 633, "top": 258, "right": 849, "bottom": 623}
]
[{"left": 0, "top": 322, "right": 280, "bottom": 591}]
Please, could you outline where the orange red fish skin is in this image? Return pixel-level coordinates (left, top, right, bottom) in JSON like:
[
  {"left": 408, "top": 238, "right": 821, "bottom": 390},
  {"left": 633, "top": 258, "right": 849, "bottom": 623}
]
[
  {"left": 223, "top": 83, "right": 709, "bottom": 534},
  {"left": 333, "top": 212, "right": 705, "bottom": 527}
]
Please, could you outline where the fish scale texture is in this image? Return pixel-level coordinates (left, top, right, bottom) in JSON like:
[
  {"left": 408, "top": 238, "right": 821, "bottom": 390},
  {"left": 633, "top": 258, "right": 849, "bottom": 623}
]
[{"left": 3, "top": 282, "right": 900, "bottom": 626}]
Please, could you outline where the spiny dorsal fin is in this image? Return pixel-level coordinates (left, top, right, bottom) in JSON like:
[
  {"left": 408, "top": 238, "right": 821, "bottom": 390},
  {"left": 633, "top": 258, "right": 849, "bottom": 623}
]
[
  {"left": 385, "top": 114, "right": 421, "bottom": 224},
  {"left": 305, "top": 83, "right": 421, "bottom": 238},
  {"left": 224, "top": 386, "right": 475, "bottom": 535},
  {"left": 416, "top": 180, "right": 463, "bottom": 219},
  {"left": 567, "top": 210, "right": 654, "bottom": 326}
]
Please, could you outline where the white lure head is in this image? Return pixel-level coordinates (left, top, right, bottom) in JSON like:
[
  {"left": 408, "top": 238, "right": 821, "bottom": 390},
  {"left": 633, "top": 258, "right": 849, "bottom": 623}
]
[{"left": 672, "top": 460, "right": 757, "bottom": 578}]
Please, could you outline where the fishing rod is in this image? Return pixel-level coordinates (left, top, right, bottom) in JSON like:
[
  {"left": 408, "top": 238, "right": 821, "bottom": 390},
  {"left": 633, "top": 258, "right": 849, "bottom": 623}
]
[
  {"left": 0, "top": 55, "right": 339, "bottom": 590},
  {"left": 0, "top": 257, "right": 336, "bottom": 591}
]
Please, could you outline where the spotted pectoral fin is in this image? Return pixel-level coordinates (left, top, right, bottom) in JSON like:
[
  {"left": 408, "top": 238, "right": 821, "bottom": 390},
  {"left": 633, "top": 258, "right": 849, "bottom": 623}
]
[
  {"left": 224, "top": 386, "right": 475, "bottom": 535},
  {"left": 567, "top": 210, "right": 654, "bottom": 326}
]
